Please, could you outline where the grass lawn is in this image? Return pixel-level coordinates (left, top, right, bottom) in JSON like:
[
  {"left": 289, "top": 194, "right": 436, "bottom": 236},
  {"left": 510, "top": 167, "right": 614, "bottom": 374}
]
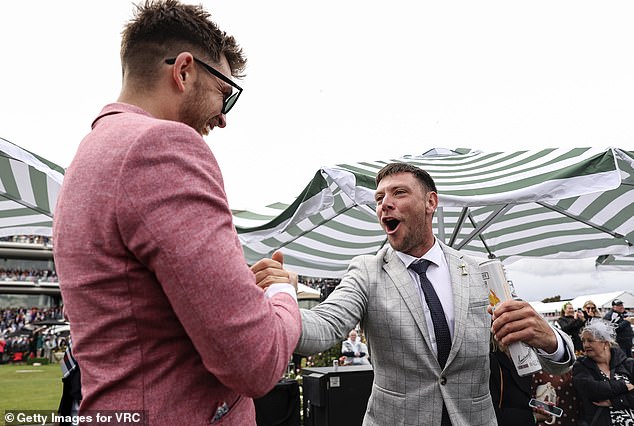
[{"left": 0, "top": 363, "right": 62, "bottom": 423}]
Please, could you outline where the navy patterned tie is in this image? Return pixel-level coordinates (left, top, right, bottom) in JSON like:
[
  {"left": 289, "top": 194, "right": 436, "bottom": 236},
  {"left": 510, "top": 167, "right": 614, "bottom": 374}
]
[
  {"left": 410, "top": 260, "right": 452, "bottom": 367},
  {"left": 410, "top": 259, "right": 453, "bottom": 426}
]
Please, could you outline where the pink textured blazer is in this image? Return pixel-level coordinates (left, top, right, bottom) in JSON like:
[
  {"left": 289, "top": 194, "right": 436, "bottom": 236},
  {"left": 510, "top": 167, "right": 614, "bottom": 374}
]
[{"left": 53, "top": 103, "right": 301, "bottom": 425}]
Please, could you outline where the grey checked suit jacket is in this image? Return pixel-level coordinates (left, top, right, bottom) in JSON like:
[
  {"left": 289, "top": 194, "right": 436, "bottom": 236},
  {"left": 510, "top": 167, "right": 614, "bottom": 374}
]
[{"left": 296, "top": 242, "right": 575, "bottom": 426}]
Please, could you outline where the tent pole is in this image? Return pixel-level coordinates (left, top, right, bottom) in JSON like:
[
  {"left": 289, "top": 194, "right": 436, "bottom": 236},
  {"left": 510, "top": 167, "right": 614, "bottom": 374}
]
[
  {"left": 538, "top": 201, "right": 632, "bottom": 245},
  {"left": 448, "top": 207, "right": 469, "bottom": 247},
  {"left": 467, "top": 213, "right": 496, "bottom": 258},
  {"left": 455, "top": 204, "right": 512, "bottom": 250},
  {"left": 436, "top": 207, "right": 445, "bottom": 243}
]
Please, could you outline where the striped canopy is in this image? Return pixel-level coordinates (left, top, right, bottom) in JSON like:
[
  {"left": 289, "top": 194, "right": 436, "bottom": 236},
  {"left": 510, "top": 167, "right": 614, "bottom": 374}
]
[
  {"left": 596, "top": 254, "right": 634, "bottom": 271},
  {"left": 234, "top": 147, "right": 634, "bottom": 278},
  {"left": 0, "top": 137, "right": 64, "bottom": 237}
]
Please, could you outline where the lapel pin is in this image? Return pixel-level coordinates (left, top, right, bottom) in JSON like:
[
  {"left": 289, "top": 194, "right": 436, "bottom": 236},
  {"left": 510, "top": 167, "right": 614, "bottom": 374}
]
[{"left": 459, "top": 263, "right": 467, "bottom": 275}]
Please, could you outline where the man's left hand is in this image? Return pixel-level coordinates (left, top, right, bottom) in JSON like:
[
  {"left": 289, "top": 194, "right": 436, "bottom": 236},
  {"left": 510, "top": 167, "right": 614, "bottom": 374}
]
[{"left": 489, "top": 300, "right": 558, "bottom": 353}]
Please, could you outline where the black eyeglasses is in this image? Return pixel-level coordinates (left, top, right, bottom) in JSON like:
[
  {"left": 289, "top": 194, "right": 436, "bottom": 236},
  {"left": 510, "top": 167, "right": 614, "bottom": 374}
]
[
  {"left": 165, "top": 57, "right": 243, "bottom": 114},
  {"left": 585, "top": 306, "right": 597, "bottom": 311}
]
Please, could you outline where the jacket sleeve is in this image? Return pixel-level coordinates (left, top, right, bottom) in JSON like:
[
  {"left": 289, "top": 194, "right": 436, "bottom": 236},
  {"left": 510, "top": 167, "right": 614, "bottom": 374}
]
[
  {"left": 117, "top": 124, "right": 301, "bottom": 398},
  {"left": 296, "top": 256, "right": 369, "bottom": 356},
  {"left": 612, "top": 358, "right": 634, "bottom": 409},
  {"left": 538, "top": 327, "right": 576, "bottom": 374}
]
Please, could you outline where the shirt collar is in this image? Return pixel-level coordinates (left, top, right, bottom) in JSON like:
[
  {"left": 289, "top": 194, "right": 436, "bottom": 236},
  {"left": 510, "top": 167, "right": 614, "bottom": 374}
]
[
  {"left": 91, "top": 103, "right": 153, "bottom": 129},
  {"left": 395, "top": 238, "right": 443, "bottom": 269}
]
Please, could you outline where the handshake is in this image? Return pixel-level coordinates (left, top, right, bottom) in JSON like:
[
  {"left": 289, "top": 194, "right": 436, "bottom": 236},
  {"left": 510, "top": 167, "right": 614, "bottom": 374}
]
[{"left": 250, "top": 250, "right": 298, "bottom": 292}]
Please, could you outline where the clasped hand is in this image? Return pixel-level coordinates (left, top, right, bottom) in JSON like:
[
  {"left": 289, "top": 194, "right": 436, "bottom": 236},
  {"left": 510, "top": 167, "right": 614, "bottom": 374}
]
[{"left": 250, "top": 250, "right": 298, "bottom": 292}]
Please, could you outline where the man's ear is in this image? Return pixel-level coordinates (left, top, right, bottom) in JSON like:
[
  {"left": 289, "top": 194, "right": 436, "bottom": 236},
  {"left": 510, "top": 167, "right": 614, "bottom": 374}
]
[
  {"left": 170, "top": 52, "right": 195, "bottom": 92},
  {"left": 426, "top": 191, "right": 438, "bottom": 214}
]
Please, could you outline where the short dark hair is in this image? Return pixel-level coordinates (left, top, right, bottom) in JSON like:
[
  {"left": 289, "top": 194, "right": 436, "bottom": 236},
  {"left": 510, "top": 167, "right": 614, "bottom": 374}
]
[
  {"left": 120, "top": 0, "right": 246, "bottom": 86},
  {"left": 375, "top": 163, "right": 437, "bottom": 193}
]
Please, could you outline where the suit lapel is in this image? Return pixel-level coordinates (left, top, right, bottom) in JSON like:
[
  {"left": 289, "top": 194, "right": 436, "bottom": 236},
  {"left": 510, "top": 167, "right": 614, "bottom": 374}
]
[
  {"left": 442, "top": 246, "right": 470, "bottom": 367},
  {"left": 382, "top": 249, "right": 434, "bottom": 350}
]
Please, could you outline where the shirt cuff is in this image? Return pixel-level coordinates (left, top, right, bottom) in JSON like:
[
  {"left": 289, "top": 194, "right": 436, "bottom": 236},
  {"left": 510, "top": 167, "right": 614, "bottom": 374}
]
[
  {"left": 264, "top": 283, "right": 298, "bottom": 303},
  {"left": 535, "top": 326, "right": 565, "bottom": 361}
]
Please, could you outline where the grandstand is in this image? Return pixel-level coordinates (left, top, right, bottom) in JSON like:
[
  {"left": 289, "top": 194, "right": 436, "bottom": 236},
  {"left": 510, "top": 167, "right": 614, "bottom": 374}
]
[{"left": 0, "top": 236, "right": 60, "bottom": 309}]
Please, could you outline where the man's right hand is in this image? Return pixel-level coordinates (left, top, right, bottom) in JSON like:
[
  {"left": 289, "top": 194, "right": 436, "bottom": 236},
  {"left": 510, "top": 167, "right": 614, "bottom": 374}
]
[{"left": 250, "top": 250, "right": 298, "bottom": 292}]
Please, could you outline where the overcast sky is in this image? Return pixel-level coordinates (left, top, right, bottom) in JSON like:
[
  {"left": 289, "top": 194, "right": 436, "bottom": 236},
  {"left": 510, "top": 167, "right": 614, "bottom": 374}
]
[{"left": 1, "top": 1, "right": 632, "bottom": 301}]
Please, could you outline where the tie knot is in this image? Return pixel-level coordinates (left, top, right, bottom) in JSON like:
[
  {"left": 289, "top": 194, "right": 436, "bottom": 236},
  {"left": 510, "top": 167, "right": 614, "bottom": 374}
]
[{"left": 409, "top": 259, "right": 431, "bottom": 275}]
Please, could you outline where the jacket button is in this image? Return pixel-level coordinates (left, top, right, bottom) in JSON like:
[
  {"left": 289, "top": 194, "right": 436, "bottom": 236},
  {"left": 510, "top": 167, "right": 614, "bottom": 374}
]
[{"left": 440, "top": 377, "right": 447, "bottom": 385}]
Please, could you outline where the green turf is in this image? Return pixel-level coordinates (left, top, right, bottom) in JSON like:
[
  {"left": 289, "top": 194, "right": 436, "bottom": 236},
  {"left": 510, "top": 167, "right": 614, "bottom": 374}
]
[{"left": 0, "top": 363, "right": 62, "bottom": 424}]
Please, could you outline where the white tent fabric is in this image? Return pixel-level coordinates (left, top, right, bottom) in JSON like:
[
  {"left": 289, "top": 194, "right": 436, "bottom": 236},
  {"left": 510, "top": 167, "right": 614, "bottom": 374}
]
[
  {"left": 568, "top": 291, "right": 634, "bottom": 310},
  {"left": 234, "top": 147, "right": 634, "bottom": 278},
  {"left": 530, "top": 291, "right": 634, "bottom": 317}
]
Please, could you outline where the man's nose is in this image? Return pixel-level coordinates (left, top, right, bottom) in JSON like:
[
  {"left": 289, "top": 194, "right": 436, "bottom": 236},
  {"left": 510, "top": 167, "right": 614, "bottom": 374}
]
[
  {"left": 217, "top": 113, "right": 227, "bottom": 128},
  {"left": 380, "top": 195, "right": 395, "bottom": 210}
]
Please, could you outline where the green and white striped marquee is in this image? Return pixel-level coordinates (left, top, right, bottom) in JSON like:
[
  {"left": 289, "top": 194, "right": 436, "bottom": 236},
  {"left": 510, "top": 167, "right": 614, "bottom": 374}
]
[
  {"left": 0, "top": 137, "right": 64, "bottom": 237},
  {"left": 596, "top": 254, "right": 634, "bottom": 271},
  {"left": 234, "top": 147, "right": 634, "bottom": 278}
]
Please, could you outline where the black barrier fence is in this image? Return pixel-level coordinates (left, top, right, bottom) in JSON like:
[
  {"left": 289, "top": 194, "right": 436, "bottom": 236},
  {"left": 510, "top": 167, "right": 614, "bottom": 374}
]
[{"left": 254, "top": 365, "right": 373, "bottom": 426}]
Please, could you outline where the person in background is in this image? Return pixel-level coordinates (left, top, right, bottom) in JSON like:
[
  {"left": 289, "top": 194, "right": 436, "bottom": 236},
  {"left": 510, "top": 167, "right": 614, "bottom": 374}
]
[
  {"left": 341, "top": 329, "right": 370, "bottom": 365},
  {"left": 489, "top": 335, "right": 555, "bottom": 425},
  {"left": 531, "top": 370, "right": 580, "bottom": 426},
  {"left": 572, "top": 319, "right": 634, "bottom": 425},
  {"left": 582, "top": 300, "right": 600, "bottom": 325},
  {"left": 558, "top": 302, "right": 585, "bottom": 354},
  {"left": 52, "top": 1, "right": 300, "bottom": 424},
  {"left": 603, "top": 299, "right": 633, "bottom": 358}
]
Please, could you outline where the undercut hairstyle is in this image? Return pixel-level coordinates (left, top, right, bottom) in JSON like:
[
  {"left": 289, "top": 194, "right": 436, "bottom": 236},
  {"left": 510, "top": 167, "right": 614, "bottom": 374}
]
[
  {"left": 120, "top": 0, "right": 246, "bottom": 88},
  {"left": 375, "top": 162, "right": 438, "bottom": 194}
]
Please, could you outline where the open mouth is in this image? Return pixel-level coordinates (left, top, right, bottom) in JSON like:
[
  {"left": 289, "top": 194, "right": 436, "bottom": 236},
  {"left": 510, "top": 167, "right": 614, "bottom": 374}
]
[{"left": 383, "top": 218, "right": 400, "bottom": 233}]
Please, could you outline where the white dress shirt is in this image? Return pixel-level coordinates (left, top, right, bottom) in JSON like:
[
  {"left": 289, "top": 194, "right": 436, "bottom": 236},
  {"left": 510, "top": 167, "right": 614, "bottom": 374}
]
[
  {"left": 396, "top": 239, "right": 454, "bottom": 358},
  {"left": 396, "top": 239, "right": 566, "bottom": 362}
]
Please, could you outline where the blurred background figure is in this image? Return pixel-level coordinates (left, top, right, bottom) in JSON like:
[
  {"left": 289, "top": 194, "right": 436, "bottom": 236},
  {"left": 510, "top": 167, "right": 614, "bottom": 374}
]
[
  {"left": 603, "top": 299, "right": 633, "bottom": 358},
  {"left": 572, "top": 320, "right": 634, "bottom": 425},
  {"left": 582, "top": 300, "right": 600, "bottom": 324},
  {"left": 489, "top": 336, "right": 554, "bottom": 425},
  {"left": 341, "top": 329, "right": 370, "bottom": 365},
  {"left": 558, "top": 302, "right": 585, "bottom": 354},
  {"left": 531, "top": 370, "right": 580, "bottom": 425}
]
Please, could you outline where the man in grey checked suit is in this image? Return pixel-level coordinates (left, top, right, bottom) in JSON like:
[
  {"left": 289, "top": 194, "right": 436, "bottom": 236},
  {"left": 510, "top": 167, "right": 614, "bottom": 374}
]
[{"left": 295, "top": 163, "right": 575, "bottom": 426}]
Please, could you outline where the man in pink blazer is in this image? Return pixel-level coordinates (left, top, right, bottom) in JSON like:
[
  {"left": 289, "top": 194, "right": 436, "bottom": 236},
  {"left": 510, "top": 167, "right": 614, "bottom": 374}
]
[{"left": 52, "top": 1, "right": 300, "bottom": 424}]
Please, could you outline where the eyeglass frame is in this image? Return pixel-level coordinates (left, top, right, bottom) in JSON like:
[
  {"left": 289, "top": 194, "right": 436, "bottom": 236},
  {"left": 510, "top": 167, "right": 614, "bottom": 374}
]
[
  {"left": 584, "top": 306, "right": 597, "bottom": 311},
  {"left": 165, "top": 57, "right": 243, "bottom": 114}
]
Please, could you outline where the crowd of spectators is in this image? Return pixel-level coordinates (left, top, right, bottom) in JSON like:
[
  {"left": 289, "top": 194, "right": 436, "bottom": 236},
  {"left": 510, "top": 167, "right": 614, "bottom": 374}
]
[
  {"left": 0, "top": 307, "right": 67, "bottom": 364},
  {"left": 0, "top": 268, "right": 58, "bottom": 283},
  {"left": 0, "top": 235, "right": 57, "bottom": 283},
  {"left": 0, "top": 235, "right": 53, "bottom": 246},
  {"left": 299, "top": 276, "right": 341, "bottom": 299}
]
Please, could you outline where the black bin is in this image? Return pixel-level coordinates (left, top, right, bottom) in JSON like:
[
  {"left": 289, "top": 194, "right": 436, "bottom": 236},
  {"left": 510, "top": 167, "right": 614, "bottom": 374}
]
[
  {"left": 301, "top": 365, "right": 373, "bottom": 426},
  {"left": 254, "top": 378, "right": 301, "bottom": 426}
]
